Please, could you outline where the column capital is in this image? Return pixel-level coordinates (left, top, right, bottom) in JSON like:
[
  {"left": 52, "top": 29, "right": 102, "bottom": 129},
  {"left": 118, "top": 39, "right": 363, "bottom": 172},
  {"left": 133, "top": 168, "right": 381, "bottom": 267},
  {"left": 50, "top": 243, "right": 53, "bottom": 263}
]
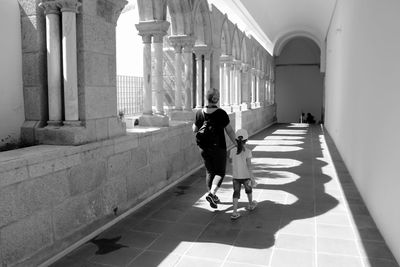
[
  {"left": 153, "top": 33, "right": 165, "bottom": 43},
  {"left": 242, "top": 63, "right": 250, "bottom": 72},
  {"left": 194, "top": 45, "right": 211, "bottom": 60},
  {"left": 193, "top": 44, "right": 209, "bottom": 55},
  {"left": 136, "top": 20, "right": 170, "bottom": 38},
  {"left": 233, "top": 59, "right": 242, "bottom": 69},
  {"left": 168, "top": 35, "right": 195, "bottom": 52},
  {"left": 220, "top": 54, "right": 234, "bottom": 64},
  {"left": 39, "top": 1, "right": 60, "bottom": 14},
  {"left": 140, "top": 34, "right": 152, "bottom": 44},
  {"left": 57, "top": 0, "right": 81, "bottom": 13}
]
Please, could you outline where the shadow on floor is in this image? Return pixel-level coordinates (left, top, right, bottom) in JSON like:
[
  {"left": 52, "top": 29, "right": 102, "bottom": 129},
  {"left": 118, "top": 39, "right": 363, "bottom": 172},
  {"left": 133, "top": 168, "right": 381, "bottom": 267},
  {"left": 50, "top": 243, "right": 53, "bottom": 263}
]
[{"left": 50, "top": 123, "right": 399, "bottom": 267}]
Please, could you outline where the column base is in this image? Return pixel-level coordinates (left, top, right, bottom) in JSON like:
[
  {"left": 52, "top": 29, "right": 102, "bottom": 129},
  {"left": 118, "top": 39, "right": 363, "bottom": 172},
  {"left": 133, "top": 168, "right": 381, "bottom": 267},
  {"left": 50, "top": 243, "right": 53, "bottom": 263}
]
[
  {"left": 240, "top": 103, "right": 249, "bottom": 111},
  {"left": 36, "top": 125, "right": 88, "bottom": 145},
  {"left": 35, "top": 117, "right": 126, "bottom": 145},
  {"left": 169, "top": 110, "right": 194, "bottom": 122},
  {"left": 47, "top": 120, "right": 63, "bottom": 127},
  {"left": 231, "top": 105, "right": 241, "bottom": 112},
  {"left": 21, "top": 120, "right": 47, "bottom": 145},
  {"left": 63, "top": 120, "right": 83, "bottom": 127},
  {"left": 221, "top": 105, "right": 232, "bottom": 113},
  {"left": 250, "top": 102, "right": 258, "bottom": 109},
  {"left": 138, "top": 114, "right": 169, "bottom": 127}
]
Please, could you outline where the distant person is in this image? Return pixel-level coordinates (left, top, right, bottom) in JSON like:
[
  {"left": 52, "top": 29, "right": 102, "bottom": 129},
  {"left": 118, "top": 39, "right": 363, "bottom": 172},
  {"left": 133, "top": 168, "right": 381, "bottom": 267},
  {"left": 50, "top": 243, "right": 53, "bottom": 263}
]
[
  {"left": 193, "top": 88, "right": 236, "bottom": 209},
  {"left": 306, "top": 112, "right": 316, "bottom": 124},
  {"left": 229, "top": 129, "right": 257, "bottom": 220}
]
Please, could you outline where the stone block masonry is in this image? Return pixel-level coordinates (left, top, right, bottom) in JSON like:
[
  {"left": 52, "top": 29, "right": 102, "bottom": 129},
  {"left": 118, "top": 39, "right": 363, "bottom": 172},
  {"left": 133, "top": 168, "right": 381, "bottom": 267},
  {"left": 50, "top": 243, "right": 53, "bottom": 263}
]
[{"left": 0, "top": 107, "right": 275, "bottom": 266}]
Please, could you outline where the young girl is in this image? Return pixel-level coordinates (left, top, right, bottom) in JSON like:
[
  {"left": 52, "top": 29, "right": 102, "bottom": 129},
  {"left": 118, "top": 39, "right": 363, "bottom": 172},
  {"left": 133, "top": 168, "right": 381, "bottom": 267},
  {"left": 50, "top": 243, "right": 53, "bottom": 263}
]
[{"left": 229, "top": 129, "right": 257, "bottom": 220}]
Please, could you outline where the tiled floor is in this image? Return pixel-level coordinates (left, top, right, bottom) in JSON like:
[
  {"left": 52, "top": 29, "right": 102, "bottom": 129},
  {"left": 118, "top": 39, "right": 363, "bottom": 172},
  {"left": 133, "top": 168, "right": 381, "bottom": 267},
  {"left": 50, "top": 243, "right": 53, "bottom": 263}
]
[{"left": 49, "top": 124, "right": 399, "bottom": 267}]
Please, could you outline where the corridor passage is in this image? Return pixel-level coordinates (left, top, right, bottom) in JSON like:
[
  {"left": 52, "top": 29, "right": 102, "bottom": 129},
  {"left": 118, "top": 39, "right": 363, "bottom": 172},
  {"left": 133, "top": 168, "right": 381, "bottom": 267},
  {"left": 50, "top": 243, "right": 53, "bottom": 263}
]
[{"left": 49, "top": 124, "right": 398, "bottom": 267}]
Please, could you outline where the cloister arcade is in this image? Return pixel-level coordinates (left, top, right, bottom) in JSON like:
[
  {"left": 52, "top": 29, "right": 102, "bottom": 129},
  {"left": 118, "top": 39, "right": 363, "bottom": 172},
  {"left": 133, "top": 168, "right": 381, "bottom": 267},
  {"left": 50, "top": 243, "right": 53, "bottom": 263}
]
[
  {"left": 0, "top": 0, "right": 277, "bottom": 265},
  {"left": 19, "top": 0, "right": 275, "bottom": 145}
]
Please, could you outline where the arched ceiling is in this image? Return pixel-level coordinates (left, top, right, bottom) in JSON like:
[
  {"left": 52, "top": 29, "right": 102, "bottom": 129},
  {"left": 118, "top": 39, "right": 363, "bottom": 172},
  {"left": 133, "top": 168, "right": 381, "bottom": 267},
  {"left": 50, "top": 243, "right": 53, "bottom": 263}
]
[{"left": 209, "top": 0, "right": 336, "bottom": 55}]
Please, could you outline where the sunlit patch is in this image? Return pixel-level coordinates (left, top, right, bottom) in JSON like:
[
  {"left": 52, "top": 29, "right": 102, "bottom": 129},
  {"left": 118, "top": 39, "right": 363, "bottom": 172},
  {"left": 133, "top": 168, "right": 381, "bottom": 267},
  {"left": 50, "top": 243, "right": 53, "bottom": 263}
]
[
  {"left": 257, "top": 190, "right": 299, "bottom": 205},
  {"left": 252, "top": 146, "right": 302, "bottom": 152},
  {"left": 285, "top": 193, "right": 299, "bottom": 204},
  {"left": 287, "top": 123, "right": 309, "bottom": 128},
  {"left": 263, "top": 135, "right": 305, "bottom": 140},
  {"left": 252, "top": 157, "right": 302, "bottom": 168},
  {"left": 272, "top": 129, "right": 307, "bottom": 135},
  {"left": 254, "top": 170, "right": 300, "bottom": 185},
  {"left": 248, "top": 140, "right": 304, "bottom": 146}
]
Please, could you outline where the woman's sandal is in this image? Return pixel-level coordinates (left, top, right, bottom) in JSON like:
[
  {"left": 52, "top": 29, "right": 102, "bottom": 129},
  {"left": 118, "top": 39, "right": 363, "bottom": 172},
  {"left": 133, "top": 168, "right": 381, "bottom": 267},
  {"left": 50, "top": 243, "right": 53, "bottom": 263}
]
[{"left": 230, "top": 213, "right": 241, "bottom": 220}]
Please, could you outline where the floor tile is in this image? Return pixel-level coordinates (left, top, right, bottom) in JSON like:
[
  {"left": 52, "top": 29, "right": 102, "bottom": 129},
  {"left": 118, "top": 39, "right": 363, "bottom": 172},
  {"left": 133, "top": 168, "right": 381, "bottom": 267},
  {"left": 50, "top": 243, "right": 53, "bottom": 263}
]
[
  {"left": 175, "top": 256, "right": 223, "bottom": 267},
  {"left": 147, "top": 235, "right": 193, "bottom": 254},
  {"left": 275, "top": 233, "right": 315, "bottom": 252},
  {"left": 317, "top": 237, "right": 359, "bottom": 256},
  {"left": 234, "top": 229, "right": 275, "bottom": 248},
  {"left": 88, "top": 246, "right": 142, "bottom": 266},
  {"left": 316, "top": 224, "right": 356, "bottom": 240},
  {"left": 226, "top": 246, "right": 273, "bottom": 266},
  {"left": 317, "top": 253, "right": 363, "bottom": 267},
  {"left": 270, "top": 249, "right": 315, "bottom": 267},
  {"left": 126, "top": 250, "right": 181, "bottom": 267},
  {"left": 197, "top": 224, "right": 241, "bottom": 244},
  {"left": 184, "top": 242, "right": 232, "bottom": 261},
  {"left": 278, "top": 220, "right": 315, "bottom": 236},
  {"left": 316, "top": 212, "right": 351, "bottom": 226}
]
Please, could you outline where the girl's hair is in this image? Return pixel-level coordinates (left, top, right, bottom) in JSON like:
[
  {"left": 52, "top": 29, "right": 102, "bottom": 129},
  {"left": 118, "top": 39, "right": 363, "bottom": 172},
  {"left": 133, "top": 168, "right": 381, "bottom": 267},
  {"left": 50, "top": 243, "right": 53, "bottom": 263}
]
[{"left": 236, "top": 136, "right": 247, "bottom": 154}]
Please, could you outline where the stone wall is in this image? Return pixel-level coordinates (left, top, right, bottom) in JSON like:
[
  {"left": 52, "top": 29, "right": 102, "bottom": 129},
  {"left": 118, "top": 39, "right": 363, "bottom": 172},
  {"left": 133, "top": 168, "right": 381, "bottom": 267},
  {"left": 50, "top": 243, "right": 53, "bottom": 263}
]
[{"left": 0, "top": 107, "right": 275, "bottom": 266}]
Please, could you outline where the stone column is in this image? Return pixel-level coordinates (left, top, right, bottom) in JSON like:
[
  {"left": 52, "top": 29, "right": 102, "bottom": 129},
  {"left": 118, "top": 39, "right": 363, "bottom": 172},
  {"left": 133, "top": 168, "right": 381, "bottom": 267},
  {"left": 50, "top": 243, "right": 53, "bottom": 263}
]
[
  {"left": 136, "top": 20, "right": 170, "bottom": 126},
  {"left": 229, "top": 63, "right": 235, "bottom": 106},
  {"left": 183, "top": 44, "right": 193, "bottom": 111},
  {"left": 153, "top": 34, "right": 165, "bottom": 115},
  {"left": 232, "top": 60, "right": 242, "bottom": 111},
  {"left": 194, "top": 51, "right": 203, "bottom": 108},
  {"left": 219, "top": 62, "right": 224, "bottom": 103},
  {"left": 223, "top": 62, "right": 231, "bottom": 108},
  {"left": 220, "top": 55, "right": 233, "bottom": 112},
  {"left": 194, "top": 45, "right": 210, "bottom": 108},
  {"left": 204, "top": 52, "right": 211, "bottom": 96},
  {"left": 58, "top": 0, "right": 81, "bottom": 125},
  {"left": 255, "top": 70, "right": 261, "bottom": 107},
  {"left": 168, "top": 35, "right": 195, "bottom": 121},
  {"left": 250, "top": 68, "right": 256, "bottom": 109},
  {"left": 39, "top": 1, "right": 63, "bottom": 126},
  {"left": 173, "top": 45, "right": 183, "bottom": 110},
  {"left": 240, "top": 63, "right": 250, "bottom": 110},
  {"left": 141, "top": 34, "right": 152, "bottom": 115}
]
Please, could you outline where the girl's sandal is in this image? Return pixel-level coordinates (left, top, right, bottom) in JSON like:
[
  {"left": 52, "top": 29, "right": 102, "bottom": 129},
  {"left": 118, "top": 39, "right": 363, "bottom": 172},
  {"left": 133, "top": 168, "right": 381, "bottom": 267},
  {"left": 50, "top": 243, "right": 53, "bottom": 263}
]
[
  {"left": 246, "top": 201, "right": 258, "bottom": 211},
  {"left": 230, "top": 213, "right": 241, "bottom": 220}
]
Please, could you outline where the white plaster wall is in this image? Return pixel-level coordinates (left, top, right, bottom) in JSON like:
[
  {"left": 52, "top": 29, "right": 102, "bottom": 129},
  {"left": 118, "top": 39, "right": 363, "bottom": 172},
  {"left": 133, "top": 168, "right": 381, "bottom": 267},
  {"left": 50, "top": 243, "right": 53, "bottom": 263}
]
[
  {"left": 0, "top": 0, "right": 24, "bottom": 149},
  {"left": 324, "top": 0, "right": 400, "bottom": 262}
]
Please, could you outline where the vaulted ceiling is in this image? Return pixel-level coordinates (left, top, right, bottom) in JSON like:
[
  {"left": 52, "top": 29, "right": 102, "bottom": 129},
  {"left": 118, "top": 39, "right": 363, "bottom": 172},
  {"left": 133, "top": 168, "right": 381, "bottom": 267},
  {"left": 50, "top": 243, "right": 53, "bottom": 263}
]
[{"left": 209, "top": 0, "right": 337, "bottom": 55}]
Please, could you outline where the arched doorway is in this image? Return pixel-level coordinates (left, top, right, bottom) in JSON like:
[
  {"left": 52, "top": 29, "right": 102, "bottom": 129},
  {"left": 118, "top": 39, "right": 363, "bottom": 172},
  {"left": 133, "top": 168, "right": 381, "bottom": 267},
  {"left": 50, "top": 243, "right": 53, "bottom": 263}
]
[{"left": 275, "top": 37, "right": 324, "bottom": 123}]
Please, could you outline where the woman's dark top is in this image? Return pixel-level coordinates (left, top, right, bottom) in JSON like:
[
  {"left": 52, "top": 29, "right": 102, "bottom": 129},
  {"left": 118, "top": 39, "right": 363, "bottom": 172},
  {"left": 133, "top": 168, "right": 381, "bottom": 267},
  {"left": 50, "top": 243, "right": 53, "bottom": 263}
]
[{"left": 195, "top": 108, "right": 230, "bottom": 149}]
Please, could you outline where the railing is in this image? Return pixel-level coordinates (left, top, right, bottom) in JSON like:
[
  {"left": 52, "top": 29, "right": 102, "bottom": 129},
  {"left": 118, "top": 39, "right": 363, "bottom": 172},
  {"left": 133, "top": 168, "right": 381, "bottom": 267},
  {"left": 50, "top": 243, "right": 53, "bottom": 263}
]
[{"left": 116, "top": 75, "right": 143, "bottom": 116}]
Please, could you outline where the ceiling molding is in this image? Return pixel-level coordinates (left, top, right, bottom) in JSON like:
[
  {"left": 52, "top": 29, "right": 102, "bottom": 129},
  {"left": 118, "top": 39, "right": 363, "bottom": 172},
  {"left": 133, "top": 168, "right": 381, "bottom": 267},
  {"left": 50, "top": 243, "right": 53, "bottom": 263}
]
[{"left": 208, "top": 0, "right": 273, "bottom": 53}]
